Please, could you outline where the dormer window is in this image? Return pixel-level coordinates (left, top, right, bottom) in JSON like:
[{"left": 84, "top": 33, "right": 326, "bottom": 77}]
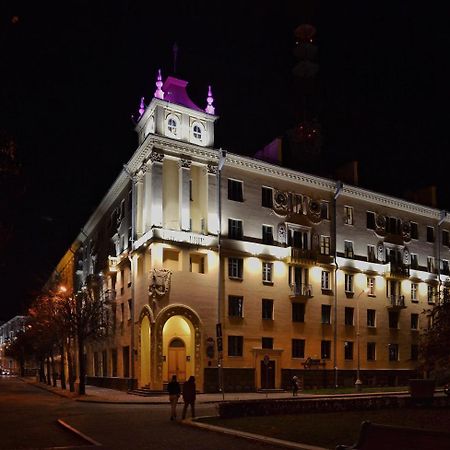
[
  {"left": 167, "top": 117, "right": 178, "bottom": 136},
  {"left": 190, "top": 121, "right": 205, "bottom": 144}
]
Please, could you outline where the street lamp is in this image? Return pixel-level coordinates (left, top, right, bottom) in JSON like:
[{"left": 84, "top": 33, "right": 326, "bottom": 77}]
[{"left": 355, "top": 288, "right": 369, "bottom": 392}]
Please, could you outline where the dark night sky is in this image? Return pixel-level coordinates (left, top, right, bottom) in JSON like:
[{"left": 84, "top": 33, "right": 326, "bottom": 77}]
[{"left": 1, "top": 1, "right": 450, "bottom": 320}]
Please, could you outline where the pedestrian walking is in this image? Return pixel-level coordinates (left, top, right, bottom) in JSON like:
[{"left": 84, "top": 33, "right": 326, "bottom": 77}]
[
  {"left": 292, "top": 375, "right": 299, "bottom": 396},
  {"left": 181, "top": 376, "right": 196, "bottom": 419},
  {"left": 167, "top": 375, "right": 181, "bottom": 420}
]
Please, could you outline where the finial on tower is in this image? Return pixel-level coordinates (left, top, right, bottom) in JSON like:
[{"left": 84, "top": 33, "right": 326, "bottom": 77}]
[
  {"left": 205, "top": 85, "right": 215, "bottom": 114},
  {"left": 138, "top": 97, "right": 145, "bottom": 117},
  {"left": 154, "top": 69, "right": 164, "bottom": 99}
]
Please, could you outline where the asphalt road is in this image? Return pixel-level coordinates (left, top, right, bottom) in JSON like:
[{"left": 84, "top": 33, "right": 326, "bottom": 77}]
[{"left": 0, "top": 377, "right": 284, "bottom": 450}]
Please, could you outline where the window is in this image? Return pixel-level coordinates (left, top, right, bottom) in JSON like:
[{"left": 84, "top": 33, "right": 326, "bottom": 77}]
[
  {"left": 367, "top": 277, "right": 375, "bottom": 296},
  {"left": 262, "top": 299, "right": 274, "bottom": 320},
  {"left": 321, "top": 305, "right": 331, "bottom": 324},
  {"left": 262, "top": 262, "right": 273, "bottom": 283},
  {"left": 344, "top": 206, "right": 354, "bottom": 225},
  {"left": 443, "top": 230, "right": 450, "bottom": 247},
  {"left": 292, "top": 339, "right": 305, "bottom": 358},
  {"left": 320, "top": 202, "right": 329, "bottom": 220},
  {"left": 344, "top": 341, "right": 354, "bottom": 360},
  {"left": 321, "top": 271, "right": 330, "bottom": 290},
  {"left": 291, "top": 194, "right": 304, "bottom": 214},
  {"left": 262, "top": 337, "right": 273, "bottom": 349},
  {"left": 112, "top": 349, "right": 118, "bottom": 377},
  {"left": 228, "top": 219, "right": 243, "bottom": 239},
  {"left": 427, "top": 226, "right": 435, "bottom": 242},
  {"left": 228, "top": 296, "right": 243, "bottom": 318},
  {"left": 388, "top": 344, "right": 399, "bottom": 361},
  {"left": 411, "top": 344, "right": 419, "bottom": 361},
  {"left": 228, "top": 336, "right": 243, "bottom": 356},
  {"left": 411, "top": 313, "right": 419, "bottom": 330},
  {"left": 344, "top": 273, "right": 354, "bottom": 293},
  {"left": 127, "top": 299, "right": 132, "bottom": 321},
  {"left": 367, "top": 309, "right": 376, "bottom": 327},
  {"left": 321, "top": 340, "right": 331, "bottom": 359},
  {"left": 190, "top": 254, "right": 205, "bottom": 273},
  {"left": 442, "top": 260, "right": 449, "bottom": 275},
  {"left": 367, "top": 211, "right": 376, "bottom": 229},
  {"left": 427, "top": 256, "right": 436, "bottom": 273},
  {"left": 193, "top": 124, "right": 202, "bottom": 140},
  {"left": 411, "top": 283, "right": 418, "bottom": 302},
  {"left": 292, "top": 303, "right": 305, "bottom": 322},
  {"left": 410, "top": 253, "right": 418, "bottom": 269},
  {"left": 167, "top": 117, "right": 178, "bottom": 136},
  {"left": 367, "top": 342, "right": 376, "bottom": 361},
  {"left": 367, "top": 245, "right": 376, "bottom": 262},
  {"left": 123, "top": 346, "right": 130, "bottom": 377},
  {"left": 228, "top": 258, "right": 243, "bottom": 279},
  {"left": 344, "top": 241, "right": 354, "bottom": 258},
  {"left": 289, "top": 228, "right": 309, "bottom": 249},
  {"left": 262, "top": 225, "right": 274, "bottom": 245},
  {"left": 427, "top": 285, "right": 436, "bottom": 304},
  {"left": 120, "top": 303, "right": 125, "bottom": 323},
  {"left": 410, "top": 222, "right": 418, "bottom": 239},
  {"left": 261, "top": 187, "right": 273, "bottom": 208},
  {"left": 228, "top": 179, "right": 243, "bottom": 202},
  {"left": 345, "top": 307, "right": 354, "bottom": 326},
  {"left": 389, "top": 311, "right": 399, "bottom": 329},
  {"left": 320, "top": 236, "right": 330, "bottom": 255}
]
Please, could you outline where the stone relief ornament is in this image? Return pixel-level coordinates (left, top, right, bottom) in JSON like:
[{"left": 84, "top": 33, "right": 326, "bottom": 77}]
[
  {"left": 180, "top": 158, "right": 192, "bottom": 169},
  {"left": 149, "top": 151, "right": 164, "bottom": 163},
  {"left": 375, "top": 214, "right": 386, "bottom": 231},
  {"left": 273, "top": 191, "right": 289, "bottom": 215},
  {"left": 277, "top": 223, "right": 286, "bottom": 243},
  {"left": 207, "top": 164, "right": 218, "bottom": 174},
  {"left": 403, "top": 247, "right": 410, "bottom": 265},
  {"left": 377, "top": 242, "right": 385, "bottom": 262},
  {"left": 149, "top": 268, "right": 172, "bottom": 297},
  {"left": 402, "top": 221, "right": 411, "bottom": 242}
]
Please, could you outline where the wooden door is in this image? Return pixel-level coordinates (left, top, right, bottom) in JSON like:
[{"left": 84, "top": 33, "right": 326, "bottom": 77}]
[
  {"left": 168, "top": 338, "right": 186, "bottom": 382},
  {"left": 260, "top": 360, "right": 275, "bottom": 389}
]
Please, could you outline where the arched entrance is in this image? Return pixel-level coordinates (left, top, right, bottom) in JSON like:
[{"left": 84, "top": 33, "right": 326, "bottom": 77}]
[
  {"left": 140, "top": 315, "right": 151, "bottom": 387},
  {"left": 168, "top": 338, "right": 186, "bottom": 381}
]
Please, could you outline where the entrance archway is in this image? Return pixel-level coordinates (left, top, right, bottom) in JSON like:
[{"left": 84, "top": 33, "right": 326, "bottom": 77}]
[
  {"left": 140, "top": 315, "right": 151, "bottom": 387},
  {"left": 168, "top": 338, "right": 186, "bottom": 381}
]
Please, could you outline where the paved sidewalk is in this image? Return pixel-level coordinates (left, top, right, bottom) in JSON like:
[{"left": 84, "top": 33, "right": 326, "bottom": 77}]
[{"left": 21, "top": 377, "right": 413, "bottom": 404}]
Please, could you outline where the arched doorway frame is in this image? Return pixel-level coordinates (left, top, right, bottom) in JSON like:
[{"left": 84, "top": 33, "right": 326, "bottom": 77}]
[
  {"left": 138, "top": 305, "right": 155, "bottom": 388},
  {"left": 154, "top": 304, "right": 202, "bottom": 387}
]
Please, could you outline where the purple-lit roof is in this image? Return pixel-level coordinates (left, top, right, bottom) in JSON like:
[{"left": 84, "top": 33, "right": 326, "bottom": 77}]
[{"left": 161, "top": 76, "right": 203, "bottom": 112}]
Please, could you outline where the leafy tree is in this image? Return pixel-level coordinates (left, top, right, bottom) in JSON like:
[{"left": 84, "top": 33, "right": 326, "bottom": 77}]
[
  {"left": 419, "top": 299, "right": 450, "bottom": 382},
  {"left": 4, "top": 325, "right": 34, "bottom": 377}
]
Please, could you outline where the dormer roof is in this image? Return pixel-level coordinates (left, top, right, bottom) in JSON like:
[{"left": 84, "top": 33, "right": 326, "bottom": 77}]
[{"left": 162, "top": 76, "right": 203, "bottom": 112}]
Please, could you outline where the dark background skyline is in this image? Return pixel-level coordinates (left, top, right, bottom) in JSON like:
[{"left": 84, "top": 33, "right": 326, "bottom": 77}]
[{"left": 1, "top": 1, "right": 450, "bottom": 320}]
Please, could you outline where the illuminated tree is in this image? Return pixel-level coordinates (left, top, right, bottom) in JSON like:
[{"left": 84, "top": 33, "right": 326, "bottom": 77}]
[{"left": 419, "top": 299, "right": 450, "bottom": 382}]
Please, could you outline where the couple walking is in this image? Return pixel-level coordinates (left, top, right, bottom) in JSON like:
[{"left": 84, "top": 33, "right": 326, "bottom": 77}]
[{"left": 167, "top": 375, "right": 196, "bottom": 421}]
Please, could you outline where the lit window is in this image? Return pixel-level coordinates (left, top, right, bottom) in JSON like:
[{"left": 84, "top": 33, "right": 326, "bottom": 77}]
[
  {"left": 427, "top": 285, "right": 436, "bottom": 304},
  {"left": 411, "top": 283, "right": 418, "bottom": 302},
  {"left": 320, "top": 236, "right": 330, "bottom": 255},
  {"left": 344, "top": 241, "right": 354, "bottom": 258},
  {"left": 367, "top": 277, "right": 375, "bottom": 295}
]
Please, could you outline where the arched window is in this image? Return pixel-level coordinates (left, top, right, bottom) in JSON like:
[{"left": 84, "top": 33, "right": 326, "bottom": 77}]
[
  {"left": 193, "top": 124, "right": 202, "bottom": 140},
  {"left": 167, "top": 117, "right": 178, "bottom": 136}
]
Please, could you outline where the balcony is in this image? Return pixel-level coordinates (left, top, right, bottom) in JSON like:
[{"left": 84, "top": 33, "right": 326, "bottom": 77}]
[
  {"left": 387, "top": 294, "right": 406, "bottom": 309},
  {"left": 290, "top": 283, "right": 313, "bottom": 299},
  {"left": 288, "top": 248, "right": 316, "bottom": 264},
  {"left": 387, "top": 262, "right": 410, "bottom": 278}
]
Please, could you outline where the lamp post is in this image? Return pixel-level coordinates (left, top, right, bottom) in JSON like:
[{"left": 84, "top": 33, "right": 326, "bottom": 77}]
[{"left": 355, "top": 288, "right": 368, "bottom": 392}]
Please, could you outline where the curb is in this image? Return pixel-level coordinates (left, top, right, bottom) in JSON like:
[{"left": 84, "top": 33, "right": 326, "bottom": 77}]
[
  {"left": 57, "top": 419, "right": 102, "bottom": 447},
  {"left": 182, "top": 417, "right": 328, "bottom": 450}
]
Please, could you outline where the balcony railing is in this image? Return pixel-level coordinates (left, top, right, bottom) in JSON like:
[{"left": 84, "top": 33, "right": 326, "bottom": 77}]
[
  {"left": 388, "top": 262, "right": 410, "bottom": 277},
  {"left": 290, "top": 283, "right": 313, "bottom": 298},
  {"left": 289, "top": 248, "right": 316, "bottom": 263},
  {"left": 388, "top": 294, "right": 406, "bottom": 309}
]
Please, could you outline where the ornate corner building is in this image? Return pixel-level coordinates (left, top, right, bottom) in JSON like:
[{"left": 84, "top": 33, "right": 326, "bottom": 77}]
[{"left": 52, "top": 72, "right": 449, "bottom": 392}]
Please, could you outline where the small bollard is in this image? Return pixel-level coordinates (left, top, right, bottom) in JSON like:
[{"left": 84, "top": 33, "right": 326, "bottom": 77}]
[{"left": 355, "top": 379, "right": 363, "bottom": 392}]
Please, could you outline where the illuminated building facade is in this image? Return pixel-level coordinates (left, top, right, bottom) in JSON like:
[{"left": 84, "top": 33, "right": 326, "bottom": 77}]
[
  {"left": 54, "top": 73, "right": 449, "bottom": 392},
  {"left": 0, "top": 315, "right": 28, "bottom": 374}
]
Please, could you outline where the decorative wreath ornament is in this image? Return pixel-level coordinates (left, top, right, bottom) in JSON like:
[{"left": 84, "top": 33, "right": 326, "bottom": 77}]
[
  {"left": 149, "top": 268, "right": 172, "bottom": 297},
  {"left": 376, "top": 214, "right": 386, "bottom": 231}
]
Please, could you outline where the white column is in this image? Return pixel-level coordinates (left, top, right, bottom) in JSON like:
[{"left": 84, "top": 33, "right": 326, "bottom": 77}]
[
  {"left": 179, "top": 159, "right": 191, "bottom": 231},
  {"left": 207, "top": 164, "right": 219, "bottom": 234},
  {"left": 143, "top": 161, "right": 152, "bottom": 232},
  {"left": 150, "top": 151, "right": 164, "bottom": 228},
  {"left": 135, "top": 171, "right": 145, "bottom": 237}
]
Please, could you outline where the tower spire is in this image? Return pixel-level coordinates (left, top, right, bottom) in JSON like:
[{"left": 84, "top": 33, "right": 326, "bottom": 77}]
[
  {"left": 154, "top": 69, "right": 164, "bottom": 99},
  {"left": 138, "top": 97, "right": 145, "bottom": 118},
  {"left": 205, "top": 85, "right": 215, "bottom": 114}
]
